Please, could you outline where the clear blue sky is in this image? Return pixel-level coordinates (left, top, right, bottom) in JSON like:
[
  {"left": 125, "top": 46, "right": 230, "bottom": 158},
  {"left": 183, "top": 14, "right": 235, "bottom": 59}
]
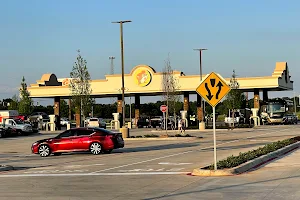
[{"left": 1, "top": 0, "right": 299, "bottom": 105}]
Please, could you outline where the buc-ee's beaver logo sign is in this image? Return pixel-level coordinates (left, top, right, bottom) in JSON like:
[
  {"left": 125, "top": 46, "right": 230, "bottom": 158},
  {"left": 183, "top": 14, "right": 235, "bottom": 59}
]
[{"left": 133, "top": 68, "right": 152, "bottom": 87}]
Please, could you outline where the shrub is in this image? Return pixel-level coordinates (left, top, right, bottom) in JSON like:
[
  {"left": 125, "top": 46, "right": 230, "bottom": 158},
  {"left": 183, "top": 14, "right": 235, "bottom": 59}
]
[
  {"left": 143, "top": 134, "right": 159, "bottom": 138},
  {"left": 207, "top": 137, "right": 299, "bottom": 170}
]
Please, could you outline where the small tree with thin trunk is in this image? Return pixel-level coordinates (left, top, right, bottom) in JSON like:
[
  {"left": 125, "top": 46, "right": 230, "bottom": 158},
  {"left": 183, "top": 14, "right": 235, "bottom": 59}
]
[
  {"left": 225, "top": 70, "right": 245, "bottom": 128},
  {"left": 8, "top": 95, "right": 19, "bottom": 110},
  {"left": 18, "top": 76, "right": 33, "bottom": 115},
  {"left": 69, "top": 50, "right": 92, "bottom": 127},
  {"left": 162, "top": 56, "right": 181, "bottom": 131}
]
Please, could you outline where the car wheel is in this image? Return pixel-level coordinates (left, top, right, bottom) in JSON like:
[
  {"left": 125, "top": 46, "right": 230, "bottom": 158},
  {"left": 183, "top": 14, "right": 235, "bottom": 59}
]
[
  {"left": 90, "top": 142, "right": 102, "bottom": 155},
  {"left": 103, "top": 149, "right": 112, "bottom": 154},
  {"left": 0, "top": 131, "right": 3, "bottom": 138},
  {"left": 38, "top": 144, "right": 51, "bottom": 157},
  {"left": 17, "top": 130, "right": 22, "bottom": 136},
  {"left": 53, "top": 152, "right": 62, "bottom": 156}
]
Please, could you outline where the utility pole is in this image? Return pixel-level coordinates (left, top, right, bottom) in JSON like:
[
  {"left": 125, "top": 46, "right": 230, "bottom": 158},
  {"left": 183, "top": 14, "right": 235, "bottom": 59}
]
[
  {"left": 194, "top": 48, "right": 207, "bottom": 127},
  {"left": 112, "top": 20, "right": 132, "bottom": 127},
  {"left": 109, "top": 56, "right": 115, "bottom": 75}
]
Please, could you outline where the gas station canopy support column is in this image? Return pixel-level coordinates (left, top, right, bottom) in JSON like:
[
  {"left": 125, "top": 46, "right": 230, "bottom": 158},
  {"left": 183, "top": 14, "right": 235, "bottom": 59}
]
[
  {"left": 134, "top": 94, "right": 140, "bottom": 124},
  {"left": 197, "top": 94, "right": 203, "bottom": 122},
  {"left": 263, "top": 89, "right": 268, "bottom": 102},
  {"left": 254, "top": 89, "right": 260, "bottom": 109},
  {"left": 54, "top": 96, "right": 61, "bottom": 130},
  {"left": 183, "top": 92, "right": 189, "bottom": 111},
  {"left": 117, "top": 95, "right": 122, "bottom": 114}
]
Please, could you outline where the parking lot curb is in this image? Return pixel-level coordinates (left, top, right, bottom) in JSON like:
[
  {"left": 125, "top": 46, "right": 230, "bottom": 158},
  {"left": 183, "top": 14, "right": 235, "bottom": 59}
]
[
  {"left": 124, "top": 137, "right": 202, "bottom": 141},
  {"left": 0, "top": 165, "right": 14, "bottom": 172},
  {"left": 192, "top": 141, "right": 300, "bottom": 176}
]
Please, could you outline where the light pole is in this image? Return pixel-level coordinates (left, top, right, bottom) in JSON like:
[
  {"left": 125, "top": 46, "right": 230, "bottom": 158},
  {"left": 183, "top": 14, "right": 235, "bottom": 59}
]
[
  {"left": 294, "top": 91, "right": 297, "bottom": 115},
  {"left": 109, "top": 56, "right": 115, "bottom": 75},
  {"left": 112, "top": 20, "right": 132, "bottom": 127},
  {"left": 194, "top": 48, "right": 207, "bottom": 122},
  {"left": 129, "top": 96, "right": 132, "bottom": 126}
]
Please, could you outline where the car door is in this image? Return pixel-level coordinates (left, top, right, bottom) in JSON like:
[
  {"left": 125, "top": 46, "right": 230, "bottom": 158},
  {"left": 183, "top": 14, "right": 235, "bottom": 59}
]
[
  {"left": 72, "top": 129, "right": 95, "bottom": 150},
  {"left": 52, "top": 130, "right": 75, "bottom": 152}
]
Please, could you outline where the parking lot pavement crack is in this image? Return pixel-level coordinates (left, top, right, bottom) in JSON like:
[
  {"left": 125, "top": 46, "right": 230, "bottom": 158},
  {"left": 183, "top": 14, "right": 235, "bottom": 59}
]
[
  {"left": 143, "top": 177, "right": 223, "bottom": 200},
  {"left": 108, "top": 174, "right": 201, "bottom": 200},
  {"left": 261, "top": 168, "right": 300, "bottom": 200}
]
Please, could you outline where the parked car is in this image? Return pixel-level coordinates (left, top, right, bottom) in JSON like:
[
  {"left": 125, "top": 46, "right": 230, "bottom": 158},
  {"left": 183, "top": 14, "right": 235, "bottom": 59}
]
[
  {"left": 282, "top": 114, "right": 298, "bottom": 124},
  {"left": 0, "top": 128, "right": 6, "bottom": 138},
  {"left": 31, "top": 127, "right": 124, "bottom": 157},
  {"left": 29, "top": 112, "right": 49, "bottom": 120},
  {"left": 86, "top": 118, "right": 99, "bottom": 127},
  {"left": 98, "top": 118, "right": 107, "bottom": 129},
  {"left": 1, "top": 118, "right": 33, "bottom": 136},
  {"left": 137, "top": 117, "right": 151, "bottom": 128},
  {"left": 86, "top": 118, "right": 106, "bottom": 129},
  {"left": 60, "top": 117, "right": 70, "bottom": 126}
]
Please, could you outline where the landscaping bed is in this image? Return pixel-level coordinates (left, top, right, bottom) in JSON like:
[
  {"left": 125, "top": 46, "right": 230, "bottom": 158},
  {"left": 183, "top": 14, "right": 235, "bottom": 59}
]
[
  {"left": 205, "top": 136, "right": 300, "bottom": 170},
  {"left": 130, "top": 134, "right": 194, "bottom": 138}
]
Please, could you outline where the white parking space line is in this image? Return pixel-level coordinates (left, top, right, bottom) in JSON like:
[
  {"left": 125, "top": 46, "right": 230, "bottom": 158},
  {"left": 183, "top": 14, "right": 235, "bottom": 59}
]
[
  {"left": 0, "top": 172, "right": 190, "bottom": 177},
  {"left": 0, "top": 127, "right": 293, "bottom": 178},
  {"left": 89, "top": 150, "right": 194, "bottom": 174},
  {"left": 24, "top": 169, "right": 90, "bottom": 174},
  {"left": 118, "top": 168, "right": 186, "bottom": 172},
  {"left": 90, "top": 128, "right": 292, "bottom": 174},
  {"left": 64, "top": 164, "right": 104, "bottom": 168},
  {"left": 158, "top": 162, "right": 192, "bottom": 165}
]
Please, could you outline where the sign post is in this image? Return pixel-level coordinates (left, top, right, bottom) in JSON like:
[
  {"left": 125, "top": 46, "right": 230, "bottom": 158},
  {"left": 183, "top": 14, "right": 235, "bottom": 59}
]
[
  {"left": 196, "top": 72, "right": 231, "bottom": 170},
  {"left": 160, "top": 105, "right": 168, "bottom": 130}
]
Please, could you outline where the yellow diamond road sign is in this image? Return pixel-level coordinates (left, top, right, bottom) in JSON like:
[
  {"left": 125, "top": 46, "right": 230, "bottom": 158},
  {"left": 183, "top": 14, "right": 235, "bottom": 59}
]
[{"left": 196, "top": 72, "right": 231, "bottom": 107}]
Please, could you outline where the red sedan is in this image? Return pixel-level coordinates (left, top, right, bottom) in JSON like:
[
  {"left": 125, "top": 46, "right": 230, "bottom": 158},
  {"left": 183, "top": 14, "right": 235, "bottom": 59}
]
[{"left": 32, "top": 127, "right": 124, "bottom": 157}]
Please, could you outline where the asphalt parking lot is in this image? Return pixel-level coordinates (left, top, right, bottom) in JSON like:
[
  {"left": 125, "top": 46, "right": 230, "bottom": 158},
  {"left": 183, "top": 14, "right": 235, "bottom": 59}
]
[{"left": 0, "top": 125, "right": 300, "bottom": 200}]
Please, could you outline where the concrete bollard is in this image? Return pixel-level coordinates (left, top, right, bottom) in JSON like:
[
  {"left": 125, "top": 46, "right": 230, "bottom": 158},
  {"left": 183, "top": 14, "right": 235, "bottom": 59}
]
[
  {"left": 120, "top": 127, "right": 130, "bottom": 138},
  {"left": 199, "top": 121, "right": 206, "bottom": 130}
]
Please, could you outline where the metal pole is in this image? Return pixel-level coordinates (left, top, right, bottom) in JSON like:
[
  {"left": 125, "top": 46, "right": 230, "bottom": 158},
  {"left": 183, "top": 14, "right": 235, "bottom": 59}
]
[
  {"left": 109, "top": 56, "right": 115, "bottom": 75},
  {"left": 112, "top": 20, "right": 131, "bottom": 128},
  {"left": 199, "top": 51, "right": 203, "bottom": 122},
  {"left": 294, "top": 92, "right": 297, "bottom": 115},
  {"left": 213, "top": 106, "right": 217, "bottom": 170},
  {"left": 120, "top": 22, "right": 126, "bottom": 127},
  {"left": 194, "top": 48, "right": 207, "bottom": 123},
  {"left": 200, "top": 50, "right": 203, "bottom": 81},
  {"left": 129, "top": 96, "right": 132, "bottom": 125}
]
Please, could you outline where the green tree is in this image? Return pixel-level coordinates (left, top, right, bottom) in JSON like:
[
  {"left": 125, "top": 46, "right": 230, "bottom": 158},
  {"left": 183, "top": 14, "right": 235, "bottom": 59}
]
[
  {"left": 60, "top": 99, "right": 69, "bottom": 118},
  {"left": 162, "top": 56, "right": 181, "bottom": 127},
  {"left": 18, "top": 76, "right": 33, "bottom": 115},
  {"left": 69, "top": 50, "right": 92, "bottom": 126},
  {"left": 8, "top": 95, "right": 19, "bottom": 110},
  {"left": 224, "top": 70, "right": 245, "bottom": 111}
]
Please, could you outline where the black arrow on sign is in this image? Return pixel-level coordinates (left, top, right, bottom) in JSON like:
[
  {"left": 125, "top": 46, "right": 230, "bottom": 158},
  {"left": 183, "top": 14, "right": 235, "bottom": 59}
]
[
  {"left": 205, "top": 83, "right": 213, "bottom": 100},
  {"left": 216, "top": 81, "right": 223, "bottom": 99},
  {"left": 210, "top": 79, "right": 216, "bottom": 87}
]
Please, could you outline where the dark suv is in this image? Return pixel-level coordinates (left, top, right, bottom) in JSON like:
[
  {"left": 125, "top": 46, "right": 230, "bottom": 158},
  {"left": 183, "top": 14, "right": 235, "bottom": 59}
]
[{"left": 283, "top": 114, "right": 298, "bottom": 124}]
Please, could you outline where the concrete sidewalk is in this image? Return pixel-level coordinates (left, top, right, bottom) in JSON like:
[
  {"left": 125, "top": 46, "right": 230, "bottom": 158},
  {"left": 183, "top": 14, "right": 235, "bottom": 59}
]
[{"left": 159, "top": 148, "right": 300, "bottom": 200}]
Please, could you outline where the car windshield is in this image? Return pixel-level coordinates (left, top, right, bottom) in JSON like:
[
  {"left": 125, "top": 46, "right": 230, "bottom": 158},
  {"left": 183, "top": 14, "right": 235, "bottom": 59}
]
[
  {"left": 90, "top": 119, "right": 98, "bottom": 121},
  {"left": 267, "top": 103, "right": 285, "bottom": 113},
  {"left": 15, "top": 120, "right": 24, "bottom": 125}
]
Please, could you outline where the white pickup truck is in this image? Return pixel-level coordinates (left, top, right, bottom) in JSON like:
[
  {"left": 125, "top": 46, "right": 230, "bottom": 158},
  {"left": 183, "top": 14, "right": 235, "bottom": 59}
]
[{"left": 1, "top": 118, "right": 33, "bottom": 136}]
